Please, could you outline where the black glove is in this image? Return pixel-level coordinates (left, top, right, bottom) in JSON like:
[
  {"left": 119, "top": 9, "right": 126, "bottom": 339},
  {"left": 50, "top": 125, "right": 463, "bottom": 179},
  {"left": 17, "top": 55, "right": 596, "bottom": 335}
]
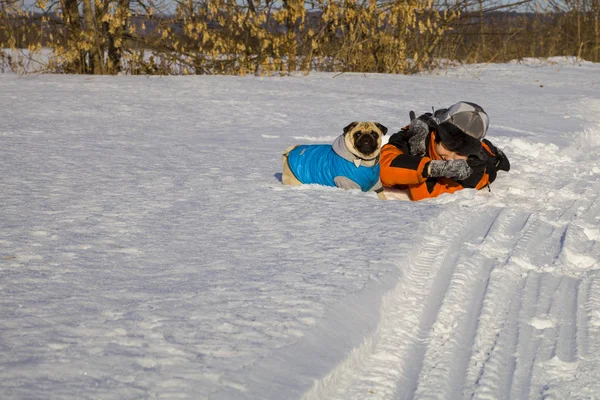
[
  {"left": 494, "top": 148, "right": 510, "bottom": 172},
  {"left": 462, "top": 150, "right": 492, "bottom": 187},
  {"left": 481, "top": 139, "right": 510, "bottom": 172},
  {"left": 426, "top": 159, "right": 473, "bottom": 181},
  {"left": 467, "top": 149, "right": 489, "bottom": 172}
]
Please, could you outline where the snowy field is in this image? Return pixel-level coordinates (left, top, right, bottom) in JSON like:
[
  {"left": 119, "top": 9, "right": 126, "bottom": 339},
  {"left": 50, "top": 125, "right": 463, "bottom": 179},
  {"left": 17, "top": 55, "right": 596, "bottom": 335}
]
[{"left": 1, "top": 58, "right": 600, "bottom": 400}]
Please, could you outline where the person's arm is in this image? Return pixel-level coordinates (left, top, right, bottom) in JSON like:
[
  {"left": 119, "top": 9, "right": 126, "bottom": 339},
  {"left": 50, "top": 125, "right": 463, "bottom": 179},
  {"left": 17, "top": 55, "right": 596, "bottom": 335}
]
[
  {"left": 459, "top": 139, "right": 510, "bottom": 190},
  {"left": 381, "top": 133, "right": 475, "bottom": 201},
  {"left": 459, "top": 154, "right": 491, "bottom": 189},
  {"left": 406, "top": 160, "right": 475, "bottom": 200},
  {"left": 483, "top": 139, "right": 511, "bottom": 173},
  {"left": 379, "top": 132, "right": 431, "bottom": 186}
]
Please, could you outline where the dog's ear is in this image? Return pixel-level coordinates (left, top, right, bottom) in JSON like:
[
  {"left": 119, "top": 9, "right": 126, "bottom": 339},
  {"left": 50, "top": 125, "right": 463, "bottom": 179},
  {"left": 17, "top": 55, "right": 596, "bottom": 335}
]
[
  {"left": 375, "top": 122, "right": 388, "bottom": 136},
  {"left": 343, "top": 122, "right": 359, "bottom": 134}
]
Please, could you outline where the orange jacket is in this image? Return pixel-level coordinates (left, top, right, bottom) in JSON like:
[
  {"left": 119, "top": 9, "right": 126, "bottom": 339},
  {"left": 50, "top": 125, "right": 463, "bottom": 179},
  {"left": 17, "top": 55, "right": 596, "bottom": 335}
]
[{"left": 380, "top": 131, "right": 498, "bottom": 201}]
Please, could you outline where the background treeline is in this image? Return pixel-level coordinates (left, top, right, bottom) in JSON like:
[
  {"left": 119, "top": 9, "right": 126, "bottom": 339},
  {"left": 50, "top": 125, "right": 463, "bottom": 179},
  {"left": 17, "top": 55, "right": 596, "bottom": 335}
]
[{"left": 0, "top": 0, "right": 599, "bottom": 75}]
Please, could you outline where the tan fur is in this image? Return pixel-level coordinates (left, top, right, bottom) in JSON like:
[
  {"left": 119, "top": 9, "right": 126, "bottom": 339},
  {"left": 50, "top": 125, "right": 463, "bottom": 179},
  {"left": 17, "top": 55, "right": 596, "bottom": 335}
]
[
  {"left": 282, "top": 145, "right": 302, "bottom": 186},
  {"left": 282, "top": 122, "right": 387, "bottom": 200},
  {"left": 347, "top": 122, "right": 387, "bottom": 199},
  {"left": 343, "top": 121, "right": 385, "bottom": 166}
]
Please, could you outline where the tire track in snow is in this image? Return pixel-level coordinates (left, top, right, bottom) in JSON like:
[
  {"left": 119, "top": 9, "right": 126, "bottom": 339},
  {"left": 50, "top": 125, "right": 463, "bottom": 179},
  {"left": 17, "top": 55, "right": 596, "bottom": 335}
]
[
  {"left": 476, "top": 183, "right": 600, "bottom": 400},
  {"left": 465, "top": 215, "right": 562, "bottom": 400},
  {"left": 508, "top": 272, "right": 569, "bottom": 399},
  {"left": 587, "top": 275, "right": 600, "bottom": 352},
  {"left": 432, "top": 179, "right": 597, "bottom": 400},
  {"left": 412, "top": 209, "right": 532, "bottom": 400},
  {"left": 555, "top": 277, "right": 579, "bottom": 363},
  {"left": 302, "top": 209, "right": 501, "bottom": 400},
  {"left": 509, "top": 272, "right": 541, "bottom": 400},
  {"left": 303, "top": 178, "right": 600, "bottom": 400},
  {"left": 576, "top": 276, "right": 591, "bottom": 360},
  {"left": 524, "top": 273, "right": 565, "bottom": 399},
  {"left": 303, "top": 207, "right": 528, "bottom": 400},
  {"left": 468, "top": 270, "right": 523, "bottom": 400},
  {"left": 473, "top": 234, "right": 588, "bottom": 395},
  {"left": 509, "top": 273, "right": 589, "bottom": 400}
]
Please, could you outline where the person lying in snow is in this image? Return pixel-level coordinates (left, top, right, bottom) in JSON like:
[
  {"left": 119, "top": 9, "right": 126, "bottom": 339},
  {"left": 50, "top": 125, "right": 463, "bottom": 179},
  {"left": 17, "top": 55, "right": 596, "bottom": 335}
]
[{"left": 380, "top": 101, "right": 510, "bottom": 201}]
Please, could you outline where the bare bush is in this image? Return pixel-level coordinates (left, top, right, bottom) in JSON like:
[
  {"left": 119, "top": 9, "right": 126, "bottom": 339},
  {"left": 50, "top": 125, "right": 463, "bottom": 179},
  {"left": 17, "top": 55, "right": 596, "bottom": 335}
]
[{"left": 0, "top": 0, "right": 598, "bottom": 75}]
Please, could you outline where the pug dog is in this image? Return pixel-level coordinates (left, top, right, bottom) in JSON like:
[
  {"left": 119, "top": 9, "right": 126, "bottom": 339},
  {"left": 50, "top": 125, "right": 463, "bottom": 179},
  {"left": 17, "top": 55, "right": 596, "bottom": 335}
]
[{"left": 282, "top": 121, "right": 388, "bottom": 200}]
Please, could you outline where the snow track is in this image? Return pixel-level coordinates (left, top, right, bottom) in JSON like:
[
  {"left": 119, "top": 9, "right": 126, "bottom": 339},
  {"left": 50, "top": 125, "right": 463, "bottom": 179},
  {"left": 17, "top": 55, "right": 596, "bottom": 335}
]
[
  {"left": 305, "top": 179, "right": 600, "bottom": 399},
  {"left": 3, "top": 64, "right": 600, "bottom": 400}
]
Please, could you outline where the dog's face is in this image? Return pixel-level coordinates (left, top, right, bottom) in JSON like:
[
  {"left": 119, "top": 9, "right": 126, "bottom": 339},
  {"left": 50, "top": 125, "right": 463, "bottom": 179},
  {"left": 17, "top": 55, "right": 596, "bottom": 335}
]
[{"left": 343, "top": 122, "right": 388, "bottom": 159}]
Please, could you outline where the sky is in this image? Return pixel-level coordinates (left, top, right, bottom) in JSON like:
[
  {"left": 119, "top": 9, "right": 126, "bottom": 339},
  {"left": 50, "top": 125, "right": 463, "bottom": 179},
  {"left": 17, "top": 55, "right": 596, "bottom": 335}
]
[{"left": 1, "top": 57, "right": 600, "bottom": 400}]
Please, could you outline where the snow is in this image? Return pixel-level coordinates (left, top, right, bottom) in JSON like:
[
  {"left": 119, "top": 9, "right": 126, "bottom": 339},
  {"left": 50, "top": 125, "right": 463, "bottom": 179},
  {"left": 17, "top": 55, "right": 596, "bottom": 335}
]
[{"left": 1, "top": 58, "right": 600, "bottom": 399}]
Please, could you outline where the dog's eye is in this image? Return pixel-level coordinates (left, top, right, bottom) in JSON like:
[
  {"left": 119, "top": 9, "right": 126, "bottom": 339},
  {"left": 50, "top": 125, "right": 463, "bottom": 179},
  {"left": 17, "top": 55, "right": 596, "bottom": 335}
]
[
  {"left": 354, "top": 132, "right": 361, "bottom": 139},
  {"left": 370, "top": 131, "right": 378, "bottom": 138}
]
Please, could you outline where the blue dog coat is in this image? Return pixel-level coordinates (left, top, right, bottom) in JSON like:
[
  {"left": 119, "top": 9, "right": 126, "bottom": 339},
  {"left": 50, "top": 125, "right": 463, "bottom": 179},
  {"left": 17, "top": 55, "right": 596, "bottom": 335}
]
[{"left": 285, "top": 136, "right": 382, "bottom": 192}]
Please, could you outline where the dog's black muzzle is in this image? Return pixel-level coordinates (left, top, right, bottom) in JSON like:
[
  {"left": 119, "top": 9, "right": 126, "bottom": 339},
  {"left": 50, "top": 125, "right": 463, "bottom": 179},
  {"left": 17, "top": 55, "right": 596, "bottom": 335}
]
[{"left": 354, "top": 131, "right": 379, "bottom": 155}]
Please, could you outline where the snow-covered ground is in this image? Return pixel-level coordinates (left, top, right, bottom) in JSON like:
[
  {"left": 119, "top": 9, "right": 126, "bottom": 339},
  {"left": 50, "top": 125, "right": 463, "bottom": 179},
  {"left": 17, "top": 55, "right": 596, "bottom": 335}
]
[{"left": 1, "top": 58, "right": 600, "bottom": 399}]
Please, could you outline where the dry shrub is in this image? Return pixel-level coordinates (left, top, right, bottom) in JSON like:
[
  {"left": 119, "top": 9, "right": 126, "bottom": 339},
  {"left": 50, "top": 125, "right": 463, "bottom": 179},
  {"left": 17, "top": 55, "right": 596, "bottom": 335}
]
[
  {"left": 439, "top": 0, "right": 600, "bottom": 64},
  {"left": 0, "top": 0, "right": 450, "bottom": 74},
  {"left": 1, "top": 0, "right": 598, "bottom": 75}
]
